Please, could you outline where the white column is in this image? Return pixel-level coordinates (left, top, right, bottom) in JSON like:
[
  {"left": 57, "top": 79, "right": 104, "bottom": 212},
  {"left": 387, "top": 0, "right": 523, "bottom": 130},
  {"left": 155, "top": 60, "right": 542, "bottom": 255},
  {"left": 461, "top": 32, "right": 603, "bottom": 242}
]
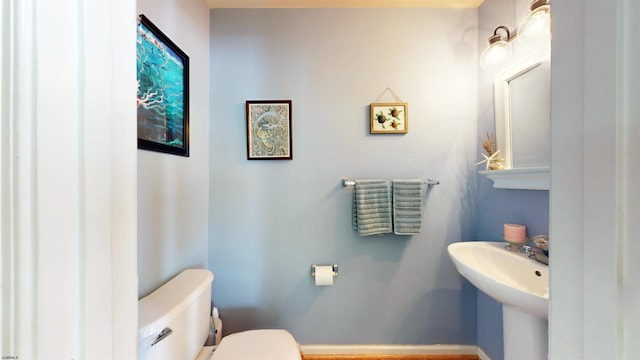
[
  {"left": 619, "top": 1, "right": 640, "bottom": 358},
  {"left": 551, "top": 0, "right": 637, "bottom": 358},
  {"left": 548, "top": 0, "right": 586, "bottom": 356},
  {"left": 1, "top": 0, "right": 137, "bottom": 358}
]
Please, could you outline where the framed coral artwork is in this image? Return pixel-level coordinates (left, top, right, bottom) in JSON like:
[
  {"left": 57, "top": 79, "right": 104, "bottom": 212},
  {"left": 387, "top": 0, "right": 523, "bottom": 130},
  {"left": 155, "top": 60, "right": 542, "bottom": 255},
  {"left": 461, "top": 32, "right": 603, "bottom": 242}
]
[
  {"left": 137, "top": 14, "right": 190, "bottom": 157},
  {"left": 246, "top": 100, "right": 293, "bottom": 160},
  {"left": 370, "top": 102, "right": 408, "bottom": 134}
]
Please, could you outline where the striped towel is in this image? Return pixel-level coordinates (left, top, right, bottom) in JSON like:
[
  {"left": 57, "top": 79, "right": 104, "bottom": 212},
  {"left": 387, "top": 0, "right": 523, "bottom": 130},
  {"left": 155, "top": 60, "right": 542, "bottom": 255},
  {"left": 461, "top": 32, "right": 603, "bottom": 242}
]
[
  {"left": 392, "top": 179, "right": 425, "bottom": 235},
  {"left": 352, "top": 179, "right": 392, "bottom": 236}
]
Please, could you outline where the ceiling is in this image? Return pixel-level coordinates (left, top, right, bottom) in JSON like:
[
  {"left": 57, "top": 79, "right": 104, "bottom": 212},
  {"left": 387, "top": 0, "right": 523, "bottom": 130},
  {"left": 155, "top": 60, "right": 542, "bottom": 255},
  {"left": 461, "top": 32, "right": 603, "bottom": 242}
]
[{"left": 206, "top": 0, "right": 484, "bottom": 8}]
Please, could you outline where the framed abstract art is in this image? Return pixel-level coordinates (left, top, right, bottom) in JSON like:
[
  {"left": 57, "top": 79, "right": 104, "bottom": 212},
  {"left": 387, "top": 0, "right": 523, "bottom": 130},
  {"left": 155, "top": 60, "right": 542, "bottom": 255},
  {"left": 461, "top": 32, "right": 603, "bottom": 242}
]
[
  {"left": 136, "top": 14, "right": 190, "bottom": 157},
  {"left": 246, "top": 100, "right": 293, "bottom": 160}
]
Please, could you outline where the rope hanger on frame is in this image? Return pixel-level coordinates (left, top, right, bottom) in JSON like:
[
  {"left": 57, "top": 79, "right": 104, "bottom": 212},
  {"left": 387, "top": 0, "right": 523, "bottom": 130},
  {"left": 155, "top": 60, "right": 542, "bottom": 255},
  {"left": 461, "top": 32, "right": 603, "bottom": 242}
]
[{"left": 373, "top": 87, "right": 405, "bottom": 103}]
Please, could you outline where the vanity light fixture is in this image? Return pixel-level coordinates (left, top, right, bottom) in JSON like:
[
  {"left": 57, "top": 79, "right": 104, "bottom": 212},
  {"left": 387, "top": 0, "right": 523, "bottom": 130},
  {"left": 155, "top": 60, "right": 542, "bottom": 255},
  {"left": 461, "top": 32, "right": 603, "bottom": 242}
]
[
  {"left": 480, "top": 0, "right": 551, "bottom": 71},
  {"left": 479, "top": 25, "right": 514, "bottom": 72}
]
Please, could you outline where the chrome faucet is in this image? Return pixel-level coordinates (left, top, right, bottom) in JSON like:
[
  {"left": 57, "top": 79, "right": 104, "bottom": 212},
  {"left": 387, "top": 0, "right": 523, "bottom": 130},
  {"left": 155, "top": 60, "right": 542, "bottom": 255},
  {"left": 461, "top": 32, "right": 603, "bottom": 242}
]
[
  {"left": 529, "top": 235, "right": 549, "bottom": 265},
  {"left": 504, "top": 235, "right": 549, "bottom": 265}
]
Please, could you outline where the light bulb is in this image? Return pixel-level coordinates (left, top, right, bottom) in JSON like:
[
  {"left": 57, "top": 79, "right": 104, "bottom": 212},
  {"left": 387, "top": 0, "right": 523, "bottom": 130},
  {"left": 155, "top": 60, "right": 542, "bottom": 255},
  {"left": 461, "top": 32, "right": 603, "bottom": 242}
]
[
  {"left": 520, "top": 10, "right": 550, "bottom": 40},
  {"left": 480, "top": 40, "right": 513, "bottom": 72},
  {"left": 517, "top": 3, "right": 551, "bottom": 61}
]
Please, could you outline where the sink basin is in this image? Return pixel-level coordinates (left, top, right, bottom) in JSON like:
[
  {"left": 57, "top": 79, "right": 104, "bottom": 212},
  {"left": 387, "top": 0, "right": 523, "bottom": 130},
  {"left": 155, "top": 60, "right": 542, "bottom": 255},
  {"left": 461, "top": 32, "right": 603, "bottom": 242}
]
[{"left": 447, "top": 241, "right": 548, "bottom": 319}]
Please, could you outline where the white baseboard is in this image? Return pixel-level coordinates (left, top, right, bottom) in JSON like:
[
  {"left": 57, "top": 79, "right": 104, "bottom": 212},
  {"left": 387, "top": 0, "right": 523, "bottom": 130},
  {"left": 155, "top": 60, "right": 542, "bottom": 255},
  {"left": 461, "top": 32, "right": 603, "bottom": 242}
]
[
  {"left": 299, "top": 344, "right": 491, "bottom": 359},
  {"left": 476, "top": 347, "right": 491, "bottom": 360}
]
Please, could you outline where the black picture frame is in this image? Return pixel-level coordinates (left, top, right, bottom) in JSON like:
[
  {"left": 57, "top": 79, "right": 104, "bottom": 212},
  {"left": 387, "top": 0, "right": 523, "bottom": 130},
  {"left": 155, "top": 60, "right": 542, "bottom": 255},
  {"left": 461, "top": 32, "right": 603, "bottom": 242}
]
[
  {"left": 136, "top": 14, "right": 190, "bottom": 157},
  {"left": 246, "top": 100, "right": 293, "bottom": 160}
]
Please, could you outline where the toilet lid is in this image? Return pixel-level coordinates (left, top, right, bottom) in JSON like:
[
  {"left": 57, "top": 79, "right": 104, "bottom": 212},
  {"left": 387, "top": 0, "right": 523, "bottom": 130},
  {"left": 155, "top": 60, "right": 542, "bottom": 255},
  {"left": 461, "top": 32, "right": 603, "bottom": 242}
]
[{"left": 210, "top": 329, "right": 301, "bottom": 360}]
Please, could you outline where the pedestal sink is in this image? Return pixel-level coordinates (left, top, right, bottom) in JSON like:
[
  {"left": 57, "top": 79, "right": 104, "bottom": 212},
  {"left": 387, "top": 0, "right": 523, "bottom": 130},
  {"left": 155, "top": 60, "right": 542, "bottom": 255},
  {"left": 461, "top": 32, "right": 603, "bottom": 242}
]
[{"left": 447, "top": 241, "right": 549, "bottom": 360}]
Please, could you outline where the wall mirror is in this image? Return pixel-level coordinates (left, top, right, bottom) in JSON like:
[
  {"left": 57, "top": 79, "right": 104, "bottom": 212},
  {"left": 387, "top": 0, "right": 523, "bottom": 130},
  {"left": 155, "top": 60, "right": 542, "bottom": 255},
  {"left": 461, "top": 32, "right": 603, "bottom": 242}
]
[{"left": 481, "top": 54, "right": 551, "bottom": 190}]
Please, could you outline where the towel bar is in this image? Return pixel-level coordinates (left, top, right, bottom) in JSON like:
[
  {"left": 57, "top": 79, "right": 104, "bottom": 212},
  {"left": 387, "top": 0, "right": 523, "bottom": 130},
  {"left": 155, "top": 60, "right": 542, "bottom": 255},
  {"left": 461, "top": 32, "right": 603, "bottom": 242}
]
[{"left": 341, "top": 178, "right": 439, "bottom": 187}]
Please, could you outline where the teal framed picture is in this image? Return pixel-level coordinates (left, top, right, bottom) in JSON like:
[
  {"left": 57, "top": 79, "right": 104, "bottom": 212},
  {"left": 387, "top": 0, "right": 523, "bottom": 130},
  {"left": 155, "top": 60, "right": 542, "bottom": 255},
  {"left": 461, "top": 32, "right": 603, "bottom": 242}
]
[{"left": 136, "top": 14, "right": 189, "bottom": 157}]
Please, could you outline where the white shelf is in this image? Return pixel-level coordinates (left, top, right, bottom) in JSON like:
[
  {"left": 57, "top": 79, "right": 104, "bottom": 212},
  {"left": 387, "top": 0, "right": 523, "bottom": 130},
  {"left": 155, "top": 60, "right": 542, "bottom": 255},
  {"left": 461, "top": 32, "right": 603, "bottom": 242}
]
[{"left": 479, "top": 166, "right": 550, "bottom": 190}]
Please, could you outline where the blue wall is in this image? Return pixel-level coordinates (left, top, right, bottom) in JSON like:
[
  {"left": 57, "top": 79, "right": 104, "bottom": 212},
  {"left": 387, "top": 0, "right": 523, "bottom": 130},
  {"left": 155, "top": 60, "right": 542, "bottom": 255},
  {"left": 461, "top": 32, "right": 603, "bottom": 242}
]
[
  {"left": 208, "top": 8, "right": 479, "bottom": 345},
  {"left": 137, "top": 0, "right": 211, "bottom": 298},
  {"left": 207, "top": 2, "right": 550, "bottom": 354}
]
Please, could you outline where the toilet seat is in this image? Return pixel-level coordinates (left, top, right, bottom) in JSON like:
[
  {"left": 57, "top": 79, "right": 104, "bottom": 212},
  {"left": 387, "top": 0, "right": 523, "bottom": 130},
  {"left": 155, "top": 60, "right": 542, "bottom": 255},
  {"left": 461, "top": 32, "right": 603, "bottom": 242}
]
[{"left": 210, "top": 329, "right": 301, "bottom": 360}]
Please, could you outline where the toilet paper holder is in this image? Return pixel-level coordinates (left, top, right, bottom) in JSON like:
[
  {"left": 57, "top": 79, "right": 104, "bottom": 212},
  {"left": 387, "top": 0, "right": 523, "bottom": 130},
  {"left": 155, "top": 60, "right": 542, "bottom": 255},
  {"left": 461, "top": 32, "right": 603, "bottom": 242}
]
[{"left": 311, "top": 264, "right": 339, "bottom": 277}]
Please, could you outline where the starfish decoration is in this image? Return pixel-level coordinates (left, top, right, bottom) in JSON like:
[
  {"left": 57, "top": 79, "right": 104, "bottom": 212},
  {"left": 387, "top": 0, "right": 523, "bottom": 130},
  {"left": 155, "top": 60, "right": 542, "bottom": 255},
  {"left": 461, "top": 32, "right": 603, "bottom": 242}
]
[{"left": 474, "top": 149, "right": 504, "bottom": 171}]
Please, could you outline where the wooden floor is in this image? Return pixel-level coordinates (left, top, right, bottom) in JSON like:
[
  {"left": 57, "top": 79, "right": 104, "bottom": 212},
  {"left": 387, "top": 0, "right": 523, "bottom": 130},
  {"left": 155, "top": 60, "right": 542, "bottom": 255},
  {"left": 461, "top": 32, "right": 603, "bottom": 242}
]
[{"left": 301, "top": 354, "right": 479, "bottom": 360}]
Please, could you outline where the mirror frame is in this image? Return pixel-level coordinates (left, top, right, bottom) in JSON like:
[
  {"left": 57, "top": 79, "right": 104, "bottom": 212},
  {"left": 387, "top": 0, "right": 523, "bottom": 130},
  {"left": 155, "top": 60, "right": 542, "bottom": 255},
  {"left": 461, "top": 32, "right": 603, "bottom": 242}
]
[{"left": 482, "top": 54, "right": 550, "bottom": 190}]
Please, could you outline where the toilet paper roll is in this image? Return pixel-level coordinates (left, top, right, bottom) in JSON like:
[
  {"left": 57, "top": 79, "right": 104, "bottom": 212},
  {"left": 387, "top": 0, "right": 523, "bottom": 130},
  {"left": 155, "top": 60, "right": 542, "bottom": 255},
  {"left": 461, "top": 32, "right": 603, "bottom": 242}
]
[{"left": 314, "top": 266, "right": 334, "bottom": 286}]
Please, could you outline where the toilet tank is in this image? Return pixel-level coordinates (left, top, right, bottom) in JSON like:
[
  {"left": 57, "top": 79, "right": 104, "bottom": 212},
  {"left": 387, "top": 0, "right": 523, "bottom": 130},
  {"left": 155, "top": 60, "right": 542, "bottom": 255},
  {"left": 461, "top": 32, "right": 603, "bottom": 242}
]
[{"left": 138, "top": 269, "right": 214, "bottom": 360}]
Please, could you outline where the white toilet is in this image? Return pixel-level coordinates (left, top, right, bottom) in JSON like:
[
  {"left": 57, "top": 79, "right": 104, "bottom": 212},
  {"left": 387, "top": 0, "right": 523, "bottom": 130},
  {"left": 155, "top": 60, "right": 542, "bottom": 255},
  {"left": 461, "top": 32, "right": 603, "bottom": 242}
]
[{"left": 138, "top": 269, "right": 302, "bottom": 360}]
